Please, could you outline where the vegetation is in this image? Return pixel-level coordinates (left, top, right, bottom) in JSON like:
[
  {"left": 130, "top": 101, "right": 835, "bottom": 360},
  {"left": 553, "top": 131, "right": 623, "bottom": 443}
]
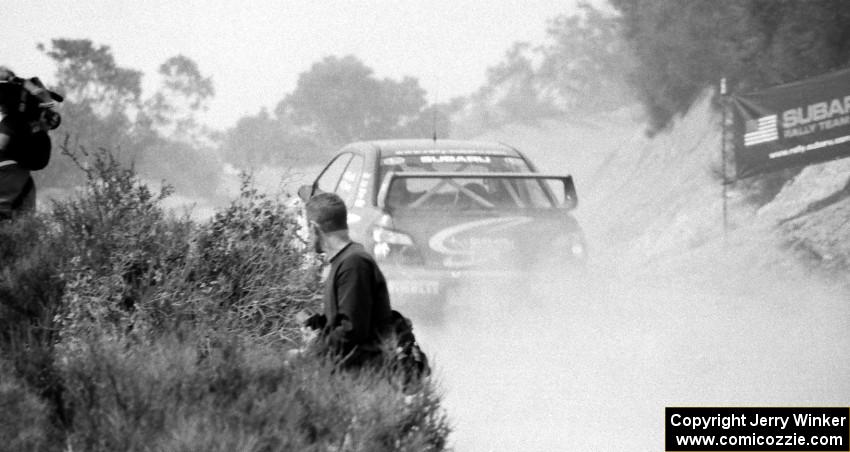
[
  {"left": 609, "top": 0, "right": 850, "bottom": 134},
  {"left": 220, "top": 109, "right": 327, "bottom": 169},
  {"left": 452, "top": 3, "right": 633, "bottom": 134},
  {"left": 36, "top": 4, "right": 850, "bottom": 175},
  {"left": 222, "top": 54, "right": 452, "bottom": 168},
  {"left": 278, "top": 55, "right": 448, "bottom": 144},
  {"left": 0, "top": 146, "right": 449, "bottom": 451},
  {"left": 457, "top": 0, "right": 850, "bottom": 204},
  {"left": 462, "top": 0, "right": 850, "bottom": 138},
  {"left": 34, "top": 39, "right": 222, "bottom": 197}
]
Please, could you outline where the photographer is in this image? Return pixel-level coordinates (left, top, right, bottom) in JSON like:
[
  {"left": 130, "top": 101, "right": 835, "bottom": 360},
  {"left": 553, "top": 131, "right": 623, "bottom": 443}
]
[
  {"left": 300, "top": 192, "right": 394, "bottom": 369},
  {"left": 291, "top": 191, "right": 429, "bottom": 390},
  {"left": 0, "top": 67, "right": 62, "bottom": 220}
]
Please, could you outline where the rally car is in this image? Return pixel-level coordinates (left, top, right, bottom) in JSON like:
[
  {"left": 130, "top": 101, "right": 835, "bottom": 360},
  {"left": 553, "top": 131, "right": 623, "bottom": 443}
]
[{"left": 298, "top": 139, "right": 586, "bottom": 308}]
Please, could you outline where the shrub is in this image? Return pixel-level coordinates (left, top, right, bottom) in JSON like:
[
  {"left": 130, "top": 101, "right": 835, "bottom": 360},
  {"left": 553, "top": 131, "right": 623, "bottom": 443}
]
[
  {"left": 184, "top": 174, "right": 321, "bottom": 339},
  {"left": 60, "top": 334, "right": 449, "bottom": 452},
  {"left": 0, "top": 214, "right": 64, "bottom": 339},
  {"left": 1, "top": 146, "right": 449, "bottom": 451},
  {"left": 0, "top": 362, "right": 51, "bottom": 452},
  {"left": 52, "top": 147, "right": 193, "bottom": 344},
  {"left": 0, "top": 214, "right": 68, "bottom": 437}
]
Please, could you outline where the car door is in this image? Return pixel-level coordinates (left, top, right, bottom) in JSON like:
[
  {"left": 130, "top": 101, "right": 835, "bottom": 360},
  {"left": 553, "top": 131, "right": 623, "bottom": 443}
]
[
  {"left": 312, "top": 152, "right": 371, "bottom": 239},
  {"left": 334, "top": 153, "right": 368, "bottom": 240},
  {"left": 335, "top": 153, "right": 363, "bottom": 208}
]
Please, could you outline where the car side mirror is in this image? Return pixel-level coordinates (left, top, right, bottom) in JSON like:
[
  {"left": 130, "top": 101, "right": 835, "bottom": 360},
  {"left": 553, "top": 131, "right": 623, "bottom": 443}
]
[{"left": 297, "top": 184, "right": 316, "bottom": 202}]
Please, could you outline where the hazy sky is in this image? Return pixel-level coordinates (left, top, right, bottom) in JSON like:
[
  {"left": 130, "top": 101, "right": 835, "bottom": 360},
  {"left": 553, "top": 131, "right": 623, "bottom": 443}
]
[{"left": 2, "top": 1, "right": 582, "bottom": 129}]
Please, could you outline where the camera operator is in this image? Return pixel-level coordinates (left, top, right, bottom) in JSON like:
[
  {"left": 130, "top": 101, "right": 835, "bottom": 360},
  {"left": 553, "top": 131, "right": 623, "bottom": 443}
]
[{"left": 0, "top": 67, "right": 62, "bottom": 220}]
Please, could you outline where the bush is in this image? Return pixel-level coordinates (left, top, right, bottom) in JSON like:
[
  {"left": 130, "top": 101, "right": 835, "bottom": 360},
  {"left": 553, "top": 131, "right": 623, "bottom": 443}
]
[
  {"left": 60, "top": 334, "right": 448, "bottom": 452},
  {"left": 54, "top": 151, "right": 319, "bottom": 343},
  {"left": 52, "top": 147, "right": 193, "bottom": 343},
  {"left": 0, "top": 362, "right": 51, "bottom": 452},
  {"left": 0, "top": 214, "right": 64, "bottom": 337},
  {"left": 185, "top": 174, "right": 321, "bottom": 339},
  {"left": 0, "top": 213, "right": 68, "bottom": 438}
]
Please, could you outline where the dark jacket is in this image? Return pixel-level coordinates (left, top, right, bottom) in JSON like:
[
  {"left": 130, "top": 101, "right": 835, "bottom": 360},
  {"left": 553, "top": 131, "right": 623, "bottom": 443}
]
[
  {"left": 321, "top": 242, "right": 393, "bottom": 363},
  {"left": 0, "top": 117, "right": 51, "bottom": 170}
]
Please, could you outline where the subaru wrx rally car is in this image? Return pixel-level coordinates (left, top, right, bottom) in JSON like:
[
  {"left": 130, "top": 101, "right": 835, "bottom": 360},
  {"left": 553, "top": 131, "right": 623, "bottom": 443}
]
[{"left": 299, "top": 139, "right": 586, "bottom": 308}]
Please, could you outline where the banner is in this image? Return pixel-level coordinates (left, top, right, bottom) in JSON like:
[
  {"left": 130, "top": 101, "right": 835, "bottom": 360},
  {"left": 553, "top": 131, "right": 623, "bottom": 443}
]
[{"left": 731, "top": 67, "right": 850, "bottom": 178}]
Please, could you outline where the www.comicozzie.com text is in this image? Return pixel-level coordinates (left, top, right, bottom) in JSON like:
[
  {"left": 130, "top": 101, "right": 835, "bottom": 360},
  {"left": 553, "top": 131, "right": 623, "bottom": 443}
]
[{"left": 673, "top": 432, "right": 844, "bottom": 449}]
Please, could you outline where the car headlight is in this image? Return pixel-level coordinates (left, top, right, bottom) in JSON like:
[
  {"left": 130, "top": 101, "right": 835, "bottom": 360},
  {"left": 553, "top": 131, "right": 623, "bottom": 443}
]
[
  {"left": 571, "top": 242, "right": 586, "bottom": 258},
  {"left": 372, "top": 227, "right": 414, "bottom": 246},
  {"left": 554, "top": 232, "right": 587, "bottom": 259},
  {"left": 371, "top": 226, "right": 422, "bottom": 264}
]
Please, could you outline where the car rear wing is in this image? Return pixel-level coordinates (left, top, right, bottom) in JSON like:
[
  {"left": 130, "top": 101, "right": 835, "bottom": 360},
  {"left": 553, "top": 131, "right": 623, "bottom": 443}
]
[{"left": 377, "top": 171, "right": 578, "bottom": 211}]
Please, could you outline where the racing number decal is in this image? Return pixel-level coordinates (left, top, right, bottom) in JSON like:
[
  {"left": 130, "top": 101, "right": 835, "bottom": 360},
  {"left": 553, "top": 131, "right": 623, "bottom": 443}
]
[{"left": 354, "top": 173, "right": 370, "bottom": 208}]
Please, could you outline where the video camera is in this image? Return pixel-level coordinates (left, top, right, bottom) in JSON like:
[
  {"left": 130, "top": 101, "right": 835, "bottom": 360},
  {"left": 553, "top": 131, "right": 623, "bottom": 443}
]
[{"left": 0, "top": 68, "right": 63, "bottom": 131}]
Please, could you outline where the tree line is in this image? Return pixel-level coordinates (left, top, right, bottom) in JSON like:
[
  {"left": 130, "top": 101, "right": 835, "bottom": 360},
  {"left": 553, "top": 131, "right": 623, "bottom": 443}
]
[
  {"left": 35, "top": 39, "right": 221, "bottom": 195},
  {"left": 36, "top": 2, "right": 850, "bottom": 192},
  {"left": 33, "top": 6, "right": 631, "bottom": 190},
  {"left": 465, "top": 0, "right": 850, "bottom": 136},
  {"left": 34, "top": 40, "right": 451, "bottom": 190},
  {"left": 459, "top": 3, "right": 633, "bottom": 129},
  {"left": 225, "top": 55, "right": 451, "bottom": 168},
  {"left": 609, "top": 0, "right": 850, "bottom": 133}
]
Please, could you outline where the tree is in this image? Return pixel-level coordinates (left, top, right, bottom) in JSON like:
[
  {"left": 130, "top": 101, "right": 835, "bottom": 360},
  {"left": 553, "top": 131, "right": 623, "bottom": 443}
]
[
  {"left": 276, "top": 55, "right": 432, "bottom": 143},
  {"left": 485, "top": 42, "right": 560, "bottom": 121},
  {"left": 609, "top": 0, "right": 850, "bottom": 133},
  {"left": 221, "top": 109, "right": 324, "bottom": 168},
  {"left": 35, "top": 39, "right": 221, "bottom": 196},
  {"left": 537, "top": 2, "right": 634, "bottom": 112},
  {"left": 35, "top": 39, "right": 144, "bottom": 186},
  {"left": 457, "top": 3, "right": 632, "bottom": 131},
  {"left": 396, "top": 103, "right": 453, "bottom": 140},
  {"left": 38, "top": 39, "right": 143, "bottom": 117},
  {"left": 144, "top": 55, "right": 215, "bottom": 140}
]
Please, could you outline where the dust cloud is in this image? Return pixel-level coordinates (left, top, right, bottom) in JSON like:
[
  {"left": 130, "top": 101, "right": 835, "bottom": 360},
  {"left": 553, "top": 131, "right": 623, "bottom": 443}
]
[{"left": 412, "top": 207, "right": 850, "bottom": 451}]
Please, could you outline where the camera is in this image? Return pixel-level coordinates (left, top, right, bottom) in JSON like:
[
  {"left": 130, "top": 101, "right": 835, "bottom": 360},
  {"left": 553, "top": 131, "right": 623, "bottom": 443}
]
[{"left": 0, "top": 74, "right": 63, "bottom": 131}]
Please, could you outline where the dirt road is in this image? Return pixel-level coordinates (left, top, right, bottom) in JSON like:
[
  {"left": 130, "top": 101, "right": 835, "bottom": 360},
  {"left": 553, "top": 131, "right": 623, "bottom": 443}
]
[{"left": 415, "top": 237, "right": 850, "bottom": 451}]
